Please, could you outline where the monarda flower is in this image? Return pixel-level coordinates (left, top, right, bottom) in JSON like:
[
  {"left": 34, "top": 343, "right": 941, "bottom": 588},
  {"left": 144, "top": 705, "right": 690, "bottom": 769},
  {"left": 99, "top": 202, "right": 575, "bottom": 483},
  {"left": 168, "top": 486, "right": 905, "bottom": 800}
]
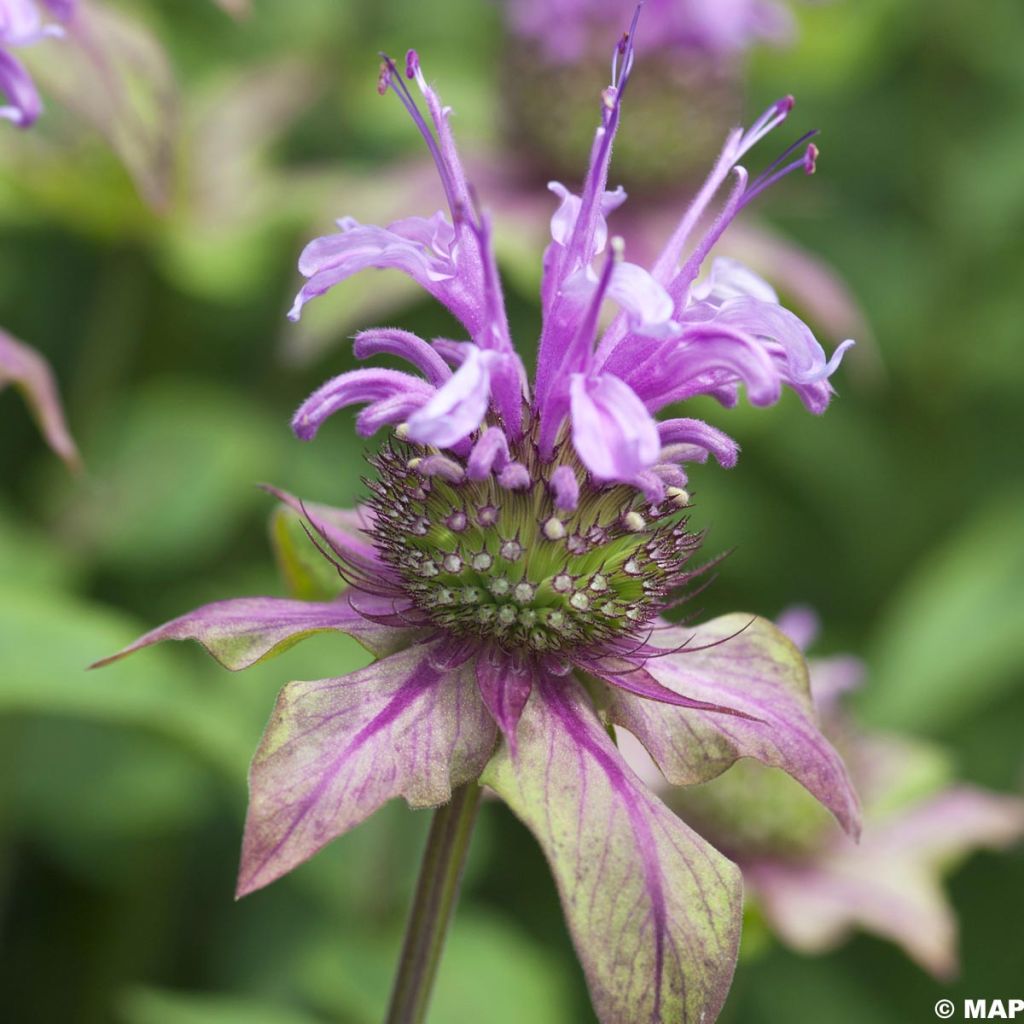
[
  {"left": 0, "top": 0, "right": 74, "bottom": 127},
  {"left": 630, "top": 606, "right": 1024, "bottom": 978},
  {"left": 96, "top": 23, "right": 859, "bottom": 1024}
]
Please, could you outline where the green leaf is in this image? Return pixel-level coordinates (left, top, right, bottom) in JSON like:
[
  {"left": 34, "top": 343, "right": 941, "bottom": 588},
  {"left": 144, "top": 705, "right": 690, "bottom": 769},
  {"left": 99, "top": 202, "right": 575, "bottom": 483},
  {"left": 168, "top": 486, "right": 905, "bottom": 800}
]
[
  {"left": 859, "top": 490, "right": 1024, "bottom": 733},
  {"left": 296, "top": 911, "right": 574, "bottom": 1024},
  {"left": 119, "top": 987, "right": 324, "bottom": 1024},
  {"left": 0, "top": 583, "right": 252, "bottom": 778},
  {"left": 51, "top": 378, "right": 286, "bottom": 572}
]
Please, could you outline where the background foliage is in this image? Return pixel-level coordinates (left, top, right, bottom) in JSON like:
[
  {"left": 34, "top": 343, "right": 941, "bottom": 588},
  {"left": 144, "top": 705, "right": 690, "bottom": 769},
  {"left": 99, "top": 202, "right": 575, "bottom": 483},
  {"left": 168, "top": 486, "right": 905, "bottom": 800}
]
[{"left": 1, "top": 0, "right": 1022, "bottom": 1020}]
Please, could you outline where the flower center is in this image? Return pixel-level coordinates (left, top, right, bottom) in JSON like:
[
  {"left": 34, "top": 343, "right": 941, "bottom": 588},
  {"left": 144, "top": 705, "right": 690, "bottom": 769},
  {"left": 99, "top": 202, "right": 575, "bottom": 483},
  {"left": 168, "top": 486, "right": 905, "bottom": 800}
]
[{"left": 368, "top": 439, "right": 702, "bottom": 654}]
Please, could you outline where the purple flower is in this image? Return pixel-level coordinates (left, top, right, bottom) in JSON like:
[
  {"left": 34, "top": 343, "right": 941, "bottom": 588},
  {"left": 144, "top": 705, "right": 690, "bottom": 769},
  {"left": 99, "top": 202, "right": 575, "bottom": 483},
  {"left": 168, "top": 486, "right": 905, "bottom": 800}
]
[
  {"left": 95, "top": 27, "right": 859, "bottom": 1024},
  {"left": 505, "top": 0, "right": 795, "bottom": 63},
  {"left": 0, "top": 327, "right": 79, "bottom": 468},
  {"left": 0, "top": 0, "right": 75, "bottom": 127},
  {"left": 632, "top": 606, "right": 1024, "bottom": 979}
]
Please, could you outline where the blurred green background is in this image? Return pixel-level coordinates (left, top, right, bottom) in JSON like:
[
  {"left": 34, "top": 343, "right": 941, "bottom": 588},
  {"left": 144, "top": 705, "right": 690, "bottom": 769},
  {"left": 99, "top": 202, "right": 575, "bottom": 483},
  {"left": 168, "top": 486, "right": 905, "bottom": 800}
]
[{"left": 1, "top": 0, "right": 1022, "bottom": 1021}]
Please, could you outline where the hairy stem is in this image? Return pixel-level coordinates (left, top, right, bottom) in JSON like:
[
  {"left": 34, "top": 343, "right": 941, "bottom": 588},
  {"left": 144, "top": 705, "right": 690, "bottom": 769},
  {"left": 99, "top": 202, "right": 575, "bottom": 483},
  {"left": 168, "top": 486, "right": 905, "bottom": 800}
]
[{"left": 384, "top": 782, "right": 483, "bottom": 1024}]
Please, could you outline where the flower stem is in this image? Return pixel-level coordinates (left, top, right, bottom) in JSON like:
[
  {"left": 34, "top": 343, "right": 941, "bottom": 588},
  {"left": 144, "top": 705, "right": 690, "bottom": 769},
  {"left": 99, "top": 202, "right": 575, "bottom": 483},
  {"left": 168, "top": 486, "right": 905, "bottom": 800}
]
[{"left": 384, "top": 781, "right": 483, "bottom": 1024}]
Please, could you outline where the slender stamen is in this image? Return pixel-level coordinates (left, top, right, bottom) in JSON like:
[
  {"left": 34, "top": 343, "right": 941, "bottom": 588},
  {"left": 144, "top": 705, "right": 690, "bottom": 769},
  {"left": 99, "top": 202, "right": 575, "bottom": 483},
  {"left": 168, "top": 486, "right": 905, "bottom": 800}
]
[
  {"left": 741, "top": 142, "right": 819, "bottom": 208},
  {"left": 378, "top": 51, "right": 460, "bottom": 215},
  {"left": 747, "top": 129, "right": 819, "bottom": 192}
]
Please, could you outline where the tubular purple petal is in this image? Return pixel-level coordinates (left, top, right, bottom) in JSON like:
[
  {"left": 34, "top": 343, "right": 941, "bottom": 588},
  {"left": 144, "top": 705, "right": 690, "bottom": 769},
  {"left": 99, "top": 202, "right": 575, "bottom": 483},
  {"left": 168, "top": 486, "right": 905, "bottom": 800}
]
[
  {"left": 569, "top": 372, "right": 661, "bottom": 481},
  {"left": 657, "top": 418, "right": 739, "bottom": 467},
  {"left": 405, "top": 345, "right": 494, "bottom": 447},
  {"left": 352, "top": 328, "right": 453, "bottom": 387},
  {"left": 292, "top": 367, "right": 434, "bottom": 441},
  {"left": 466, "top": 425, "right": 511, "bottom": 479}
]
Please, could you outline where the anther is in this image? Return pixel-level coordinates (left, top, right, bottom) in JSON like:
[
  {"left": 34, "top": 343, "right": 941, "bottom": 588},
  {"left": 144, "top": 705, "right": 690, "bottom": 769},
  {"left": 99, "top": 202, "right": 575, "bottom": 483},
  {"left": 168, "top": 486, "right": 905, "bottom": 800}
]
[
  {"left": 500, "top": 539, "right": 523, "bottom": 561},
  {"left": 623, "top": 511, "right": 645, "bottom": 532},
  {"left": 543, "top": 517, "right": 566, "bottom": 540},
  {"left": 446, "top": 511, "right": 468, "bottom": 532},
  {"left": 478, "top": 505, "right": 500, "bottom": 526}
]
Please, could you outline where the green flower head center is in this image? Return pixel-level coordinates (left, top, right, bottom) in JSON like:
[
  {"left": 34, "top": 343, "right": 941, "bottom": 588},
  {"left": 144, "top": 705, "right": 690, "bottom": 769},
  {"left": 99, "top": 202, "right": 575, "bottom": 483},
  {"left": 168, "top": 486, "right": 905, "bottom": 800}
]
[{"left": 369, "top": 442, "right": 701, "bottom": 654}]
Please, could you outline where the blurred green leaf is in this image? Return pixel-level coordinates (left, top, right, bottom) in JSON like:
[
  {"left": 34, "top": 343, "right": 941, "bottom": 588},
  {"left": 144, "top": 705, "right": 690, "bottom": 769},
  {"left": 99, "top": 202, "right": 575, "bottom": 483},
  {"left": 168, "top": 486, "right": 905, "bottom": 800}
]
[
  {"left": 0, "top": 502, "right": 82, "bottom": 592},
  {"left": 119, "top": 987, "right": 324, "bottom": 1024},
  {"left": 859, "top": 490, "right": 1024, "bottom": 733},
  {"left": 0, "top": 583, "right": 251, "bottom": 777},
  {"left": 298, "top": 911, "right": 573, "bottom": 1024},
  {"left": 53, "top": 377, "right": 286, "bottom": 572}
]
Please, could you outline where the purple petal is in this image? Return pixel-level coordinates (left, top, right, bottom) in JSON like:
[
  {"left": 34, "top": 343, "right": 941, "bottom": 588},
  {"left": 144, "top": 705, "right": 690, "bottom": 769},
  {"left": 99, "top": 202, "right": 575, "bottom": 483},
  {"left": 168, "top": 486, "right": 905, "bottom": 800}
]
[
  {"left": 0, "top": 48, "right": 41, "bottom": 126},
  {"left": 711, "top": 295, "right": 854, "bottom": 394},
  {"left": 692, "top": 257, "right": 779, "bottom": 304},
  {"left": 466, "top": 426, "right": 510, "bottom": 479},
  {"left": 90, "top": 594, "right": 418, "bottom": 670},
  {"left": 547, "top": 180, "right": 626, "bottom": 254},
  {"left": 657, "top": 417, "right": 739, "bottom": 468},
  {"left": 0, "top": 329, "right": 79, "bottom": 467},
  {"left": 475, "top": 651, "right": 532, "bottom": 754},
  {"left": 569, "top": 372, "right": 660, "bottom": 481},
  {"left": 624, "top": 322, "right": 782, "bottom": 411},
  {"left": 481, "top": 673, "right": 742, "bottom": 1024},
  {"left": 605, "top": 614, "right": 861, "bottom": 837},
  {"left": 549, "top": 464, "right": 579, "bottom": 511},
  {"left": 775, "top": 604, "right": 820, "bottom": 650},
  {"left": 606, "top": 262, "right": 679, "bottom": 339},
  {"left": 288, "top": 214, "right": 473, "bottom": 327},
  {"left": 352, "top": 328, "right": 453, "bottom": 387},
  {"left": 238, "top": 645, "right": 496, "bottom": 896},
  {"left": 405, "top": 345, "right": 494, "bottom": 448},
  {"left": 292, "top": 367, "right": 433, "bottom": 441}
]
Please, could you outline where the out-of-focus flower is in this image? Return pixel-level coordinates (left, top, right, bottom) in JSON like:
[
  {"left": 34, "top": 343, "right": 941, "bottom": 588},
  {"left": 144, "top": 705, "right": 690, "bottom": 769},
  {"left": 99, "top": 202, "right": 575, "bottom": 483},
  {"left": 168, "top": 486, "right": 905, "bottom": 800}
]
[
  {"left": 0, "top": 327, "right": 79, "bottom": 468},
  {"left": 96, "top": 25, "right": 859, "bottom": 1024},
  {"left": 628, "top": 605, "right": 1024, "bottom": 978},
  {"left": 506, "top": 0, "right": 795, "bottom": 63},
  {"left": 0, "top": 0, "right": 75, "bottom": 127}
]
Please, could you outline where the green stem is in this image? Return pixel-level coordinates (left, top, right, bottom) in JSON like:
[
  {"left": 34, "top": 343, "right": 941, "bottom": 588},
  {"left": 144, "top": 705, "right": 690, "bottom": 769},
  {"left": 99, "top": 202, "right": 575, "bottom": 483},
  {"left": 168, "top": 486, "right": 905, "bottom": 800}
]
[{"left": 384, "top": 782, "right": 483, "bottom": 1024}]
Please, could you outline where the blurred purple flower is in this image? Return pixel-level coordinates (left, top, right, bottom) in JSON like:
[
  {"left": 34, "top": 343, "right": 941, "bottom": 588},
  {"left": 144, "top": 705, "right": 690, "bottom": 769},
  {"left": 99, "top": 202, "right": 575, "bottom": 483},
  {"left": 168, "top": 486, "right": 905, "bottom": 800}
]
[
  {"left": 96, "top": 24, "right": 859, "bottom": 1024},
  {"left": 506, "top": 0, "right": 795, "bottom": 63},
  {"left": 627, "top": 605, "right": 1024, "bottom": 978},
  {"left": 0, "top": 0, "right": 74, "bottom": 126}
]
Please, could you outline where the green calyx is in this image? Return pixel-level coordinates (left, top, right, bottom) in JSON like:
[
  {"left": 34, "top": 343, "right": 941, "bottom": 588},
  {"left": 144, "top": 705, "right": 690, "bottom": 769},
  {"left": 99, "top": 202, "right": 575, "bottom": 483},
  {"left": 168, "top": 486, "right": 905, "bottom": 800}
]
[{"left": 368, "top": 441, "right": 702, "bottom": 654}]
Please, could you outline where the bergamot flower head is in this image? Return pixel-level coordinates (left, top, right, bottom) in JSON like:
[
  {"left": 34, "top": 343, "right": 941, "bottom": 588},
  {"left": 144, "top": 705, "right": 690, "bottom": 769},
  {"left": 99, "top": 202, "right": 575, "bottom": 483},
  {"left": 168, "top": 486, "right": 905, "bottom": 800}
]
[{"left": 96, "top": 15, "right": 859, "bottom": 1024}]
